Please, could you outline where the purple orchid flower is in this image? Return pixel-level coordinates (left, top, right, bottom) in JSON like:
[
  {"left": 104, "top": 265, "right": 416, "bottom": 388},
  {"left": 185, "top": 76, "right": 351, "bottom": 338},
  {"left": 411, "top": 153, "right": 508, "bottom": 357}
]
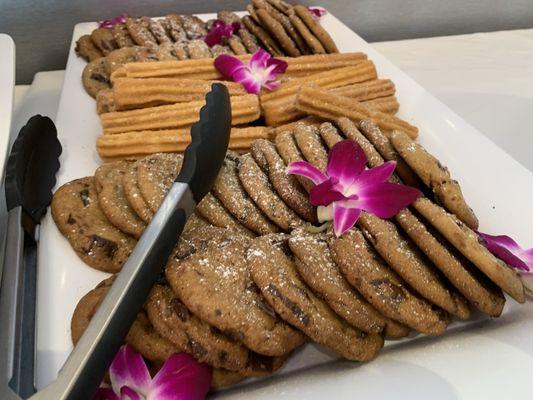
[
  {"left": 308, "top": 7, "right": 327, "bottom": 20},
  {"left": 477, "top": 231, "right": 533, "bottom": 295},
  {"left": 205, "top": 20, "right": 241, "bottom": 47},
  {"left": 99, "top": 15, "right": 127, "bottom": 29},
  {"left": 94, "top": 345, "right": 211, "bottom": 400},
  {"left": 288, "top": 140, "right": 421, "bottom": 237},
  {"left": 214, "top": 49, "right": 288, "bottom": 94}
]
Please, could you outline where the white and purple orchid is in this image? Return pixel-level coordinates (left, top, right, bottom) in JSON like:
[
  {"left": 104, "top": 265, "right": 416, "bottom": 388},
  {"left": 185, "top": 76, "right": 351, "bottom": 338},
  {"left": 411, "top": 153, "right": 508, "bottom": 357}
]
[
  {"left": 204, "top": 20, "right": 241, "bottom": 47},
  {"left": 94, "top": 345, "right": 211, "bottom": 400},
  {"left": 214, "top": 49, "right": 288, "bottom": 94},
  {"left": 308, "top": 7, "right": 327, "bottom": 20},
  {"left": 288, "top": 140, "right": 421, "bottom": 237},
  {"left": 477, "top": 231, "right": 533, "bottom": 295},
  {"left": 99, "top": 15, "right": 127, "bottom": 29}
]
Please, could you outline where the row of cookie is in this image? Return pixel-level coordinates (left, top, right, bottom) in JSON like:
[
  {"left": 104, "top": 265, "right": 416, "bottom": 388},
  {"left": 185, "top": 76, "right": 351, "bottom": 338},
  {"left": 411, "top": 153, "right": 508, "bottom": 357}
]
[
  {"left": 76, "top": 12, "right": 258, "bottom": 63},
  {"left": 71, "top": 275, "right": 287, "bottom": 390},
  {"left": 57, "top": 121, "right": 523, "bottom": 386},
  {"left": 244, "top": 0, "right": 338, "bottom": 56},
  {"left": 54, "top": 118, "right": 522, "bottom": 314}
]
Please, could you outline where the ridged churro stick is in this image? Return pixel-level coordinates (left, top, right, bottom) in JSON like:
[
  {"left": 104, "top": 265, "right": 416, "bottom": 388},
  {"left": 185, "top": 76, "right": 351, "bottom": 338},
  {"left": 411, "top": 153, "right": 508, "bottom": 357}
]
[
  {"left": 330, "top": 79, "right": 396, "bottom": 101},
  {"left": 100, "top": 94, "right": 260, "bottom": 135},
  {"left": 362, "top": 96, "right": 400, "bottom": 114},
  {"left": 96, "top": 126, "right": 269, "bottom": 159},
  {"left": 260, "top": 61, "right": 377, "bottom": 104},
  {"left": 114, "top": 52, "right": 367, "bottom": 81},
  {"left": 112, "top": 78, "right": 247, "bottom": 110},
  {"left": 296, "top": 85, "right": 419, "bottom": 138}
]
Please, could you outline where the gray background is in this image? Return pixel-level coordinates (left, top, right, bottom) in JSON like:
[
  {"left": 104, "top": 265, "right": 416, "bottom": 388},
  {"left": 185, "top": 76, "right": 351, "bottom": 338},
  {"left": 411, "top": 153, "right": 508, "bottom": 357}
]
[{"left": 1, "top": 0, "right": 533, "bottom": 83}]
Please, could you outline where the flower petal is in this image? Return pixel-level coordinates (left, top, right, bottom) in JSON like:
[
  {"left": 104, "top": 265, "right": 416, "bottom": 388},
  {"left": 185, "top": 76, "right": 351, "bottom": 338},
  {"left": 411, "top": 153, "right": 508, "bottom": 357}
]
[
  {"left": 327, "top": 140, "right": 366, "bottom": 189},
  {"left": 266, "top": 57, "right": 288, "bottom": 75},
  {"left": 317, "top": 205, "right": 334, "bottom": 222},
  {"left": 287, "top": 160, "right": 328, "bottom": 185},
  {"left": 213, "top": 54, "right": 246, "bottom": 79},
  {"left": 357, "top": 182, "right": 421, "bottom": 218},
  {"left": 120, "top": 387, "right": 143, "bottom": 400},
  {"left": 332, "top": 204, "right": 361, "bottom": 237},
  {"left": 356, "top": 161, "right": 397, "bottom": 188},
  {"left": 477, "top": 232, "right": 531, "bottom": 271},
  {"left": 109, "top": 345, "right": 151, "bottom": 396},
  {"left": 308, "top": 6, "right": 327, "bottom": 19},
  {"left": 248, "top": 48, "right": 271, "bottom": 70},
  {"left": 93, "top": 388, "right": 120, "bottom": 400},
  {"left": 309, "top": 178, "right": 346, "bottom": 206},
  {"left": 232, "top": 68, "right": 262, "bottom": 94},
  {"left": 150, "top": 353, "right": 211, "bottom": 400}
]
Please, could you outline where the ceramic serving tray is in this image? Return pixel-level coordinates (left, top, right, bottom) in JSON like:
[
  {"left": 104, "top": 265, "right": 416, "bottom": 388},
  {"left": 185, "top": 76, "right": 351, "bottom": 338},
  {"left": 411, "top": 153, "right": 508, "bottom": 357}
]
[{"left": 35, "top": 11, "right": 533, "bottom": 399}]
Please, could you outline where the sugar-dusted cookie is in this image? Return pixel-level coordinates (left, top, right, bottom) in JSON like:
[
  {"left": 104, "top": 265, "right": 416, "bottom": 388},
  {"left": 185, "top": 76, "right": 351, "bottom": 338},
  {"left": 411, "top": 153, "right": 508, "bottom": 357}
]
[
  {"left": 413, "top": 198, "right": 525, "bottom": 303},
  {"left": 256, "top": 8, "right": 301, "bottom": 57},
  {"left": 75, "top": 34, "right": 103, "bottom": 62},
  {"left": 238, "top": 153, "right": 303, "bottom": 231},
  {"left": 293, "top": 5, "right": 338, "bottom": 53},
  {"left": 82, "top": 57, "right": 110, "bottom": 98},
  {"left": 122, "top": 162, "right": 154, "bottom": 222},
  {"left": 251, "top": 139, "right": 316, "bottom": 222},
  {"left": 90, "top": 28, "right": 118, "bottom": 56},
  {"left": 111, "top": 23, "right": 135, "bottom": 48},
  {"left": 95, "top": 160, "right": 146, "bottom": 239},
  {"left": 358, "top": 212, "right": 470, "bottom": 320},
  {"left": 331, "top": 229, "right": 449, "bottom": 335},
  {"left": 247, "top": 234, "right": 383, "bottom": 361},
  {"left": 52, "top": 177, "right": 136, "bottom": 272},
  {"left": 196, "top": 193, "right": 255, "bottom": 237},
  {"left": 166, "top": 226, "right": 304, "bottom": 356},
  {"left": 391, "top": 130, "right": 479, "bottom": 229},
  {"left": 212, "top": 153, "right": 279, "bottom": 235}
]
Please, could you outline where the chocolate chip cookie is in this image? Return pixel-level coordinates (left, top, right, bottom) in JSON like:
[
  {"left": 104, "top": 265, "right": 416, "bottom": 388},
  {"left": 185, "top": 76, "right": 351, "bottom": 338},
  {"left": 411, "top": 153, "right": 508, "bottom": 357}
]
[
  {"left": 166, "top": 226, "right": 304, "bottom": 356},
  {"left": 248, "top": 233, "right": 384, "bottom": 361},
  {"left": 82, "top": 57, "right": 110, "bottom": 98},
  {"left": 52, "top": 177, "right": 136, "bottom": 272},
  {"left": 95, "top": 161, "right": 147, "bottom": 239},
  {"left": 212, "top": 153, "right": 279, "bottom": 235},
  {"left": 331, "top": 229, "right": 449, "bottom": 335},
  {"left": 238, "top": 153, "right": 303, "bottom": 231}
]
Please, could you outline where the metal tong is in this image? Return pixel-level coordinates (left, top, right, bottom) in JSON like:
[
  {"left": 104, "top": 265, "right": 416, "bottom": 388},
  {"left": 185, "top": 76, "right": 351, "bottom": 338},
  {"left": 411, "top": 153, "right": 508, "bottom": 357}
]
[{"left": 0, "top": 83, "right": 232, "bottom": 400}]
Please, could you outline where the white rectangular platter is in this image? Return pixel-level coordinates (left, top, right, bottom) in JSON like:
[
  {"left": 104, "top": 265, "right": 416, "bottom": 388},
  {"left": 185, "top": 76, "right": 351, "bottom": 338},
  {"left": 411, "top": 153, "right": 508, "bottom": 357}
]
[{"left": 36, "top": 11, "right": 533, "bottom": 399}]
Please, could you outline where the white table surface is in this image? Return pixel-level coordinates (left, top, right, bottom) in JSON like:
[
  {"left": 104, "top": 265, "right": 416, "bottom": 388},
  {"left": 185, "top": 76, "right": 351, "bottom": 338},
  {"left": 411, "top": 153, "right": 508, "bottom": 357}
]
[{"left": 12, "top": 29, "right": 533, "bottom": 174}]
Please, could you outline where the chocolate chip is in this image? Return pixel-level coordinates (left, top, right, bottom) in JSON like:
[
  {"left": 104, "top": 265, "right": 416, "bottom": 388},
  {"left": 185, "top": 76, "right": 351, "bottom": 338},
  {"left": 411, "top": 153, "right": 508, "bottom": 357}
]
[
  {"left": 67, "top": 214, "right": 77, "bottom": 224},
  {"left": 245, "top": 281, "right": 261, "bottom": 294},
  {"left": 171, "top": 298, "right": 190, "bottom": 321},
  {"left": 247, "top": 352, "right": 274, "bottom": 372},
  {"left": 218, "top": 351, "right": 229, "bottom": 365},
  {"left": 90, "top": 73, "right": 109, "bottom": 84},
  {"left": 370, "top": 278, "right": 406, "bottom": 304},
  {"left": 79, "top": 189, "right": 91, "bottom": 207},
  {"left": 224, "top": 329, "right": 245, "bottom": 342},
  {"left": 187, "top": 335, "right": 208, "bottom": 360},
  {"left": 267, "top": 283, "right": 309, "bottom": 326},
  {"left": 87, "top": 235, "right": 118, "bottom": 259},
  {"left": 214, "top": 309, "right": 222, "bottom": 317},
  {"left": 257, "top": 298, "right": 276, "bottom": 319}
]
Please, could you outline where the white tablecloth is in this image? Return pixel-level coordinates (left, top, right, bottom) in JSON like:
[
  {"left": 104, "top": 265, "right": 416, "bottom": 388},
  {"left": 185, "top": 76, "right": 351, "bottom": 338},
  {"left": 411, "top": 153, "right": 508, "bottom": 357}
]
[{"left": 12, "top": 29, "right": 533, "bottom": 171}]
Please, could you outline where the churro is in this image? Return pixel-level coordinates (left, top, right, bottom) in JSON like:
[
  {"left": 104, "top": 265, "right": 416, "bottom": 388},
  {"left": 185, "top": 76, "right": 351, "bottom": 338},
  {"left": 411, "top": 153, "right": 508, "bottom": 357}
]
[
  {"left": 261, "top": 62, "right": 377, "bottom": 105},
  {"left": 262, "top": 83, "right": 397, "bottom": 126},
  {"left": 112, "top": 78, "right": 247, "bottom": 110},
  {"left": 100, "top": 94, "right": 260, "bottom": 135},
  {"left": 96, "top": 126, "right": 269, "bottom": 159},
  {"left": 296, "top": 86, "right": 419, "bottom": 138},
  {"left": 113, "top": 52, "right": 367, "bottom": 81}
]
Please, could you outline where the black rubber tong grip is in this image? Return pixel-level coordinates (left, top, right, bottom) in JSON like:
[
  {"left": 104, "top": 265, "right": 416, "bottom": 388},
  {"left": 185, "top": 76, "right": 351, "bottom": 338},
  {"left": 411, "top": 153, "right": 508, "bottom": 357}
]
[
  {"left": 5, "top": 115, "right": 62, "bottom": 224},
  {"left": 176, "top": 83, "right": 231, "bottom": 203}
]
